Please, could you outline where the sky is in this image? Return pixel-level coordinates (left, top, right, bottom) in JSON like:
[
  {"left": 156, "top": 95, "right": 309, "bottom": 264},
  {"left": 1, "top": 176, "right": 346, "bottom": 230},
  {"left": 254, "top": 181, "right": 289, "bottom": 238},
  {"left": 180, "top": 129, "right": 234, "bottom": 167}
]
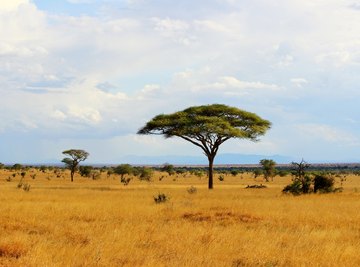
[{"left": 0, "top": 0, "right": 360, "bottom": 164}]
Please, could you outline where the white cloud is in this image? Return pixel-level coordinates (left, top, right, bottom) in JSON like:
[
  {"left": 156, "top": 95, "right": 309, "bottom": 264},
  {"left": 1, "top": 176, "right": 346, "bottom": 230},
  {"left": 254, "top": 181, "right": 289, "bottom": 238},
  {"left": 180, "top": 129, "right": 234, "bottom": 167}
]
[
  {"left": 0, "top": 0, "right": 28, "bottom": 12},
  {"left": 296, "top": 124, "right": 359, "bottom": 145},
  {"left": 66, "top": 0, "right": 94, "bottom": 3},
  {"left": 291, "top": 78, "right": 308, "bottom": 88},
  {"left": 0, "top": 0, "right": 360, "bottom": 162}
]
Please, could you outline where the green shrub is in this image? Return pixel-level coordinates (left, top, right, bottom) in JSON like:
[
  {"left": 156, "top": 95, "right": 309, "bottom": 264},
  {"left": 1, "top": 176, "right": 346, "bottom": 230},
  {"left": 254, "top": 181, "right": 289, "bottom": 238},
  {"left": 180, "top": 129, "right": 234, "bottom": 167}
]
[
  {"left": 79, "top": 166, "right": 93, "bottom": 177},
  {"left": 314, "top": 174, "right": 335, "bottom": 193},
  {"left": 282, "top": 180, "right": 303, "bottom": 195},
  {"left": 139, "top": 167, "right": 153, "bottom": 181}
]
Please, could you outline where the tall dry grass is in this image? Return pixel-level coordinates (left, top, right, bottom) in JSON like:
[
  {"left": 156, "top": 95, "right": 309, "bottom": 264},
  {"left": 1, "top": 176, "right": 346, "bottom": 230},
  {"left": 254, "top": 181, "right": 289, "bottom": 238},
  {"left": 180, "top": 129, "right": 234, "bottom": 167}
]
[{"left": 1, "top": 169, "right": 360, "bottom": 266}]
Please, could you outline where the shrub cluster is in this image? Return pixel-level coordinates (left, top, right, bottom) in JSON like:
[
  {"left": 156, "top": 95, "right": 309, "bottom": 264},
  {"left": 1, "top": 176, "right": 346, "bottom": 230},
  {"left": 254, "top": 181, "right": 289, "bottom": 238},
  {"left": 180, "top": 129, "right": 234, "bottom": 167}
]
[
  {"left": 154, "top": 193, "right": 169, "bottom": 204},
  {"left": 283, "top": 161, "right": 342, "bottom": 195}
]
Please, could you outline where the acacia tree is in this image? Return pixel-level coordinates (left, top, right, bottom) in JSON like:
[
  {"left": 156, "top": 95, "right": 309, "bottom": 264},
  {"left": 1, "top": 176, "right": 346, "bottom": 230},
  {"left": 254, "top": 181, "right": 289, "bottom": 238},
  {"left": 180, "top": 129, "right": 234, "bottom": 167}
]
[
  {"left": 137, "top": 104, "right": 271, "bottom": 189},
  {"left": 259, "top": 159, "right": 276, "bottom": 182},
  {"left": 62, "top": 149, "right": 89, "bottom": 182}
]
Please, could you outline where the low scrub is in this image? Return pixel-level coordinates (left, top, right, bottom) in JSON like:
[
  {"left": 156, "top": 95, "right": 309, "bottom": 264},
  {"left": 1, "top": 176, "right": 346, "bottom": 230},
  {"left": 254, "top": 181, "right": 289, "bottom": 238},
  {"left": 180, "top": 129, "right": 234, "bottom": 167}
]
[
  {"left": 246, "top": 184, "right": 267, "bottom": 189},
  {"left": 154, "top": 193, "right": 169, "bottom": 204}
]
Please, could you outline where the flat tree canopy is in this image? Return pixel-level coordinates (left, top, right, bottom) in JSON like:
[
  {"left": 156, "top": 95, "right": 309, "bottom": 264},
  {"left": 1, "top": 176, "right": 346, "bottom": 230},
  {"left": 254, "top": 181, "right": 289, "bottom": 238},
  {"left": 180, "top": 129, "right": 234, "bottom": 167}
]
[
  {"left": 62, "top": 149, "right": 89, "bottom": 182},
  {"left": 137, "top": 104, "right": 271, "bottom": 189}
]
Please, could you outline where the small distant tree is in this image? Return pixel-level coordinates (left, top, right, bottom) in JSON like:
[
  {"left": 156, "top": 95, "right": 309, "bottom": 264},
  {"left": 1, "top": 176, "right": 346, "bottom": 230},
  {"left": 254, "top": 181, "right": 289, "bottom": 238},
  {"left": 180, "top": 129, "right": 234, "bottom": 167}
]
[
  {"left": 259, "top": 159, "right": 276, "bottom": 182},
  {"left": 0, "top": 163, "right": 4, "bottom": 169},
  {"left": 114, "top": 164, "right": 133, "bottom": 179},
  {"left": 61, "top": 149, "right": 89, "bottom": 182},
  {"left": 161, "top": 163, "right": 175, "bottom": 175},
  {"left": 39, "top": 165, "right": 47, "bottom": 173},
  {"left": 12, "top": 163, "right": 23, "bottom": 171}
]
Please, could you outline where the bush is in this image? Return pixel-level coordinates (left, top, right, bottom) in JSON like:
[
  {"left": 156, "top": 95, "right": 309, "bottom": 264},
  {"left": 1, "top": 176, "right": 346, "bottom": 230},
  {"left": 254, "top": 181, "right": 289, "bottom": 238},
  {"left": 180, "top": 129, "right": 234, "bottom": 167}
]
[
  {"left": 22, "top": 184, "right": 31, "bottom": 192},
  {"left": 187, "top": 186, "right": 197, "bottom": 194},
  {"left": 314, "top": 174, "right": 335, "bottom": 193},
  {"left": 91, "top": 171, "right": 101, "bottom": 180},
  {"left": 161, "top": 163, "right": 175, "bottom": 176},
  {"left": 139, "top": 167, "right": 153, "bottom": 181},
  {"left": 218, "top": 175, "right": 224, "bottom": 182},
  {"left": 283, "top": 160, "right": 312, "bottom": 195},
  {"left": 282, "top": 180, "right": 303, "bottom": 195},
  {"left": 253, "top": 169, "right": 263, "bottom": 178},
  {"left": 79, "top": 166, "right": 93, "bottom": 177},
  {"left": 154, "top": 193, "right": 169, "bottom": 204},
  {"left": 246, "top": 184, "right": 267, "bottom": 189},
  {"left": 12, "top": 164, "right": 22, "bottom": 171},
  {"left": 120, "top": 177, "right": 132, "bottom": 186}
]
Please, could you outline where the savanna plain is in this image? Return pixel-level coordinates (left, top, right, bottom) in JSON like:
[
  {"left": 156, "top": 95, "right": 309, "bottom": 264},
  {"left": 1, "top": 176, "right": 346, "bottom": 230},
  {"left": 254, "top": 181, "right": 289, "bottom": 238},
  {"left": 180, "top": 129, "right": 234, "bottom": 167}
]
[{"left": 1, "top": 168, "right": 360, "bottom": 267}]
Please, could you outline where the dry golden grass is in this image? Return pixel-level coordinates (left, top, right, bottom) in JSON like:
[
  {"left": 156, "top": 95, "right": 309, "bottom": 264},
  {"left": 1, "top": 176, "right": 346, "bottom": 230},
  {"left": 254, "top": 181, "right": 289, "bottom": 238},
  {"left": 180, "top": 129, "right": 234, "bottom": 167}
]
[{"left": 1, "top": 169, "right": 360, "bottom": 266}]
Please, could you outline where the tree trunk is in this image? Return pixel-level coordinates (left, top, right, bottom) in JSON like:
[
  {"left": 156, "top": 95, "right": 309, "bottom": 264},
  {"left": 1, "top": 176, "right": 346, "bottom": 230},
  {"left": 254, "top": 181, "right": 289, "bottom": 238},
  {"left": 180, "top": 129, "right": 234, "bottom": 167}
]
[
  {"left": 71, "top": 170, "right": 74, "bottom": 182},
  {"left": 208, "top": 156, "right": 214, "bottom": 189}
]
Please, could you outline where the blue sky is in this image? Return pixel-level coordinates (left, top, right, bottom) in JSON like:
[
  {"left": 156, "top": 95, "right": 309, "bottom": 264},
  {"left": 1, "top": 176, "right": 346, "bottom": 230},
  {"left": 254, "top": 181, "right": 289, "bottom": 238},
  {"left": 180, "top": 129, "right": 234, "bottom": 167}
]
[{"left": 0, "top": 0, "right": 360, "bottom": 164}]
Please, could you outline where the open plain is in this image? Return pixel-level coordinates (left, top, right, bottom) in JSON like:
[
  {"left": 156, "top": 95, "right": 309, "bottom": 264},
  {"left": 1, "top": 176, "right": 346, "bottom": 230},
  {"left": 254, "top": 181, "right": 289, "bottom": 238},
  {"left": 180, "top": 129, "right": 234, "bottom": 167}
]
[{"left": 1, "top": 169, "right": 360, "bottom": 266}]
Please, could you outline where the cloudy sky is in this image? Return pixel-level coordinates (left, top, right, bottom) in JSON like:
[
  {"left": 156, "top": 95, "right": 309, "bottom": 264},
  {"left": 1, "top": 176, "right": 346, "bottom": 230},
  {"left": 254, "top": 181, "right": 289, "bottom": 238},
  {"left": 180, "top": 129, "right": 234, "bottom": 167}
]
[{"left": 0, "top": 0, "right": 360, "bottom": 164}]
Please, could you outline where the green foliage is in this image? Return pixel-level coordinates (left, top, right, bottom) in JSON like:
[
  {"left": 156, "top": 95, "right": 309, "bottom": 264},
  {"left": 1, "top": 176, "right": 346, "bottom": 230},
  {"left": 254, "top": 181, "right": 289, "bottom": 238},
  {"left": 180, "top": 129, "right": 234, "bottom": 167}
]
[
  {"left": 189, "top": 169, "right": 204, "bottom": 178},
  {"left": 282, "top": 180, "right": 303, "bottom": 195},
  {"left": 114, "top": 164, "right": 133, "bottom": 177},
  {"left": 253, "top": 169, "right": 263, "bottom": 178},
  {"left": 79, "top": 166, "right": 93, "bottom": 177},
  {"left": 314, "top": 174, "right": 335, "bottom": 193},
  {"left": 137, "top": 104, "right": 271, "bottom": 189},
  {"left": 283, "top": 161, "right": 342, "bottom": 195},
  {"left": 61, "top": 149, "right": 89, "bottom": 182},
  {"left": 12, "top": 164, "right": 22, "bottom": 171},
  {"left": 283, "top": 160, "right": 312, "bottom": 195},
  {"left": 138, "top": 167, "right": 153, "bottom": 181},
  {"left": 276, "top": 170, "right": 288, "bottom": 177},
  {"left": 230, "top": 170, "right": 239, "bottom": 176},
  {"left": 259, "top": 159, "right": 276, "bottom": 182},
  {"left": 161, "top": 163, "right": 175, "bottom": 175},
  {"left": 218, "top": 175, "right": 225, "bottom": 182},
  {"left": 39, "top": 165, "right": 47, "bottom": 173},
  {"left": 137, "top": 104, "right": 271, "bottom": 140}
]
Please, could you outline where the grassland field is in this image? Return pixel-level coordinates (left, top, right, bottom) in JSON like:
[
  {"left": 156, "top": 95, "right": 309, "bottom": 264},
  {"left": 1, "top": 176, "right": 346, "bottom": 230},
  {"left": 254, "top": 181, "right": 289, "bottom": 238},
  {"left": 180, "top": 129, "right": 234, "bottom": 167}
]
[{"left": 1, "top": 168, "right": 360, "bottom": 267}]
